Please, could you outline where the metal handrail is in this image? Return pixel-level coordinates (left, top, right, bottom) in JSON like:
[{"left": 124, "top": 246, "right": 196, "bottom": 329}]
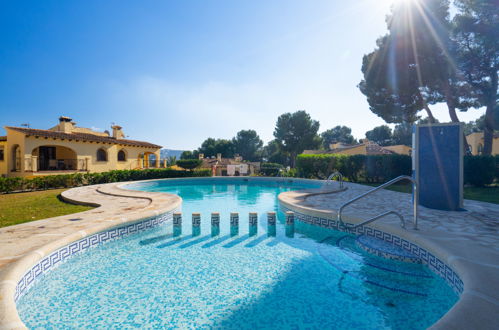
[
  {"left": 325, "top": 171, "right": 344, "bottom": 189},
  {"left": 338, "top": 175, "right": 418, "bottom": 230}
]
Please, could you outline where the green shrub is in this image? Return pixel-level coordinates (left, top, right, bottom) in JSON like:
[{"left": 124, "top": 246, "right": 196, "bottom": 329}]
[
  {"left": 0, "top": 168, "right": 211, "bottom": 194},
  {"left": 282, "top": 168, "right": 298, "bottom": 178},
  {"left": 175, "top": 159, "right": 202, "bottom": 170},
  {"left": 295, "top": 154, "right": 331, "bottom": 179},
  {"left": 365, "top": 155, "right": 411, "bottom": 183},
  {"left": 297, "top": 153, "right": 495, "bottom": 186},
  {"left": 260, "top": 163, "right": 284, "bottom": 176},
  {"left": 0, "top": 177, "right": 25, "bottom": 193},
  {"left": 464, "top": 156, "right": 495, "bottom": 187},
  {"left": 296, "top": 154, "right": 411, "bottom": 182}
]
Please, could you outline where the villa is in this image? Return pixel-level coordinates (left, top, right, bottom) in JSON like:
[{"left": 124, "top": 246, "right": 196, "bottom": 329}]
[
  {"left": 466, "top": 131, "right": 499, "bottom": 155},
  {"left": 0, "top": 116, "right": 162, "bottom": 178},
  {"left": 199, "top": 153, "right": 259, "bottom": 176}
]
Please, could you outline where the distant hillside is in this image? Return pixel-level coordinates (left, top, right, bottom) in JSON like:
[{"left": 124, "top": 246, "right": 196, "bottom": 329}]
[{"left": 160, "top": 149, "right": 186, "bottom": 159}]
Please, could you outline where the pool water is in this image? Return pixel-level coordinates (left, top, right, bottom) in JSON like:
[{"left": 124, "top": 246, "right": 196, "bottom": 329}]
[{"left": 17, "top": 179, "right": 458, "bottom": 329}]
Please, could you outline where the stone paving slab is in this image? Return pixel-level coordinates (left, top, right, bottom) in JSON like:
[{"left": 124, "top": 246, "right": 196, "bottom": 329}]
[
  {"left": 279, "top": 181, "right": 499, "bottom": 329},
  {"left": 0, "top": 185, "right": 150, "bottom": 270}
]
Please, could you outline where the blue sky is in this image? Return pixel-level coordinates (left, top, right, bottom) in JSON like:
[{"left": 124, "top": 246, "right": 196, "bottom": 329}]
[{"left": 0, "top": 0, "right": 483, "bottom": 149}]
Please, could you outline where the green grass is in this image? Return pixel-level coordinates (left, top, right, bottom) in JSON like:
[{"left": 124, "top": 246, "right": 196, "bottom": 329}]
[
  {"left": 0, "top": 189, "right": 94, "bottom": 228},
  {"left": 461, "top": 186, "right": 499, "bottom": 204},
  {"left": 363, "top": 183, "right": 499, "bottom": 204}
]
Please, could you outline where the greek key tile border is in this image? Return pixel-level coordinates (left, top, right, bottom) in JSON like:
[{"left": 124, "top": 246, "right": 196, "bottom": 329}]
[
  {"left": 280, "top": 205, "right": 464, "bottom": 294},
  {"left": 14, "top": 208, "right": 179, "bottom": 302}
]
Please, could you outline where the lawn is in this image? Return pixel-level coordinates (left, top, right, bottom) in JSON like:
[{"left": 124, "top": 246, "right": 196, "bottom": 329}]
[
  {"left": 363, "top": 183, "right": 499, "bottom": 204},
  {"left": 0, "top": 189, "right": 94, "bottom": 228}
]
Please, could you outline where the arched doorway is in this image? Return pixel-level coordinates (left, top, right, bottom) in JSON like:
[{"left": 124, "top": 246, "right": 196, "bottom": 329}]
[{"left": 33, "top": 145, "right": 78, "bottom": 171}]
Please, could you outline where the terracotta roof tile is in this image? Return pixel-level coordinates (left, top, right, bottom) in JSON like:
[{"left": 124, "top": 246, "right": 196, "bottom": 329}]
[{"left": 5, "top": 127, "right": 161, "bottom": 148}]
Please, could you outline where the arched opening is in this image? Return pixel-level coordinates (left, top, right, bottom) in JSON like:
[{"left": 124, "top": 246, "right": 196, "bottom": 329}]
[
  {"left": 11, "top": 145, "right": 20, "bottom": 171},
  {"left": 97, "top": 148, "right": 108, "bottom": 162},
  {"left": 118, "top": 149, "right": 127, "bottom": 162},
  {"left": 33, "top": 145, "right": 78, "bottom": 171},
  {"left": 142, "top": 152, "right": 156, "bottom": 168}
]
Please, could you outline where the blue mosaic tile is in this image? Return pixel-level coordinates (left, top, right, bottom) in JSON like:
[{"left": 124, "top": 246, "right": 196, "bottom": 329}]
[
  {"left": 14, "top": 208, "right": 179, "bottom": 302},
  {"left": 355, "top": 235, "right": 422, "bottom": 263},
  {"left": 280, "top": 205, "right": 463, "bottom": 294}
]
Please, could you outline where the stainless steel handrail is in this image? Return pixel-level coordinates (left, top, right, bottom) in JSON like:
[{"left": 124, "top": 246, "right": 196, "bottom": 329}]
[
  {"left": 325, "top": 171, "right": 344, "bottom": 189},
  {"left": 338, "top": 175, "right": 418, "bottom": 230}
]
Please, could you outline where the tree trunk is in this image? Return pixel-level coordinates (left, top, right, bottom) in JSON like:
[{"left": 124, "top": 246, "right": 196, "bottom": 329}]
[
  {"left": 423, "top": 104, "right": 436, "bottom": 123},
  {"left": 482, "top": 71, "right": 497, "bottom": 156},
  {"left": 290, "top": 152, "right": 297, "bottom": 168},
  {"left": 482, "top": 100, "right": 495, "bottom": 155},
  {"left": 444, "top": 83, "right": 470, "bottom": 154},
  {"left": 418, "top": 90, "right": 436, "bottom": 123}
]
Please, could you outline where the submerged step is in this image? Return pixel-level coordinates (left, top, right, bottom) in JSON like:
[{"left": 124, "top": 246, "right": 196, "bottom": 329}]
[
  {"left": 335, "top": 235, "right": 431, "bottom": 278},
  {"left": 355, "top": 235, "right": 422, "bottom": 264}
]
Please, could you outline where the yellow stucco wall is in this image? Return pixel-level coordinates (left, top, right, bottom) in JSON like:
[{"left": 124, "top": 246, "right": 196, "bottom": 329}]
[
  {"left": 1, "top": 128, "right": 160, "bottom": 177},
  {"left": 466, "top": 132, "right": 499, "bottom": 155},
  {"left": 383, "top": 145, "right": 412, "bottom": 156},
  {"left": 0, "top": 140, "right": 7, "bottom": 175}
]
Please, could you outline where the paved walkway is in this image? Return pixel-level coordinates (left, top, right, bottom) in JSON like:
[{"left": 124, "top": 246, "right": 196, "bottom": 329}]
[
  {"left": 279, "top": 181, "right": 499, "bottom": 329},
  {"left": 0, "top": 183, "right": 179, "bottom": 270}
]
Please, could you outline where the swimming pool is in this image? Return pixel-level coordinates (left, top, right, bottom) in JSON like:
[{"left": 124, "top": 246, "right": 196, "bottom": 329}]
[{"left": 17, "top": 178, "right": 458, "bottom": 329}]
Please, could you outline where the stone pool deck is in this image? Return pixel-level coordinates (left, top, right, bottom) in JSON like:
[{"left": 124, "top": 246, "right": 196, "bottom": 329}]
[
  {"left": 0, "top": 178, "right": 498, "bottom": 329},
  {"left": 279, "top": 181, "right": 499, "bottom": 329}
]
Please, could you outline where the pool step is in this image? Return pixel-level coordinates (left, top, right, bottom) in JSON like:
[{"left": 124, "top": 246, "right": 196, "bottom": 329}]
[
  {"left": 337, "top": 236, "right": 429, "bottom": 277},
  {"left": 317, "top": 235, "right": 433, "bottom": 296},
  {"left": 318, "top": 242, "right": 431, "bottom": 284},
  {"left": 355, "top": 235, "right": 422, "bottom": 264}
]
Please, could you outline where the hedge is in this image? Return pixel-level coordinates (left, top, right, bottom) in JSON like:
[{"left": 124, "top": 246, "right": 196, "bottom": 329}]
[
  {"left": 260, "top": 163, "right": 284, "bottom": 176},
  {"left": 296, "top": 154, "right": 411, "bottom": 183},
  {"left": 296, "top": 153, "right": 498, "bottom": 187},
  {"left": 175, "top": 159, "right": 202, "bottom": 170},
  {"left": 0, "top": 168, "right": 212, "bottom": 194},
  {"left": 463, "top": 155, "right": 495, "bottom": 187}
]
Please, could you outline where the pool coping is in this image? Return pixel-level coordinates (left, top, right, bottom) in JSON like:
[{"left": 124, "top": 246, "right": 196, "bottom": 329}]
[{"left": 0, "top": 177, "right": 497, "bottom": 329}]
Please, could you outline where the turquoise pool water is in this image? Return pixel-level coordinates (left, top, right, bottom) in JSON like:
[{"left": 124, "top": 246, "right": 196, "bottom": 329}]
[{"left": 17, "top": 178, "right": 458, "bottom": 329}]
